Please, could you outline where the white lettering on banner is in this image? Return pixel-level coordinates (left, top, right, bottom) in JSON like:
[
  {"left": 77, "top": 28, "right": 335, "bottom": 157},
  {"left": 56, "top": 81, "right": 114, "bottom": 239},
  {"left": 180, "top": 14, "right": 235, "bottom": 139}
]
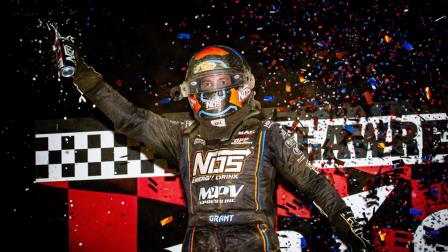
[
  {"left": 193, "top": 149, "right": 252, "bottom": 176},
  {"left": 413, "top": 209, "right": 448, "bottom": 251},
  {"left": 277, "top": 113, "right": 448, "bottom": 168}
]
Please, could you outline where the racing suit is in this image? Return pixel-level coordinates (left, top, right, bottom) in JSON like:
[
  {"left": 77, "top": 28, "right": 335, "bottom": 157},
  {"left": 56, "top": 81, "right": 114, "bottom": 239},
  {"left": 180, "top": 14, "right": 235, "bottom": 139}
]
[{"left": 70, "top": 51, "right": 371, "bottom": 251}]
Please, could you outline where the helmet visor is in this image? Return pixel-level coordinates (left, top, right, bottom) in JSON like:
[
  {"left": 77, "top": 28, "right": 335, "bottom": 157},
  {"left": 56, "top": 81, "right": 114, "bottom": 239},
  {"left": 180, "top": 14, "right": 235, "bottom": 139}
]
[{"left": 187, "top": 71, "right": 246, "bottom": 94}]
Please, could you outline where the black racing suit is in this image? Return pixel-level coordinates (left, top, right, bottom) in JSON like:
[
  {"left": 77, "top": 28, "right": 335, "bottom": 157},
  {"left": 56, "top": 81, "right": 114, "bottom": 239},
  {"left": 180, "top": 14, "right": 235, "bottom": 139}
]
[
  {"left": 81, "top": 82, "right": 371, "bottom": 251},
  {"left": 70, "top": 53, "right": 371, "bottom": 251}
]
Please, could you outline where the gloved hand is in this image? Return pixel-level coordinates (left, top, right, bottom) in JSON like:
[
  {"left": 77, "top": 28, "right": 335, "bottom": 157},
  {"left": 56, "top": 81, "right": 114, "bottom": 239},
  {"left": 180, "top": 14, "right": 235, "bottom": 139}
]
[
  {"left": 54, "top": 41, "right": 103, "bottom": 93},
  {"left": 332, "top": 207, "right": 373, "bottom": 252}
]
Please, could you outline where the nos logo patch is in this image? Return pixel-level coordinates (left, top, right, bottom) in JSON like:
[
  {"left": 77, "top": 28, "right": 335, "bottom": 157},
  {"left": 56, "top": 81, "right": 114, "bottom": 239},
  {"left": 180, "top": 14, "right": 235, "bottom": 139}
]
[{"left": 193, "top": 149, "right": 252, "bottom": 176}]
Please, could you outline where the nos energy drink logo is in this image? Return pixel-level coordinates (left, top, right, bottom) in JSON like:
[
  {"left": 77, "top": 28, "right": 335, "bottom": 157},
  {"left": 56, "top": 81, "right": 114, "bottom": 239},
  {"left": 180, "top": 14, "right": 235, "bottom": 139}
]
[{"left": 193, "top": 149, "right": 252, "bottom": 176}]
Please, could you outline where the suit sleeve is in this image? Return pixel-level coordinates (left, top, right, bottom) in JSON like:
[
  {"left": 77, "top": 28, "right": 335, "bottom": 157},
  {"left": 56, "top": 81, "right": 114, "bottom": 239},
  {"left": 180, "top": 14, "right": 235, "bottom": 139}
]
[
  {"left": 266, "top": 122, "right": 347, "bottom": 220},
  {"left": 266, "top": 122, "right": 372, "bottom": 250},
  {"left": 83, "top": 81, "right": 182, "bottom": 164}
]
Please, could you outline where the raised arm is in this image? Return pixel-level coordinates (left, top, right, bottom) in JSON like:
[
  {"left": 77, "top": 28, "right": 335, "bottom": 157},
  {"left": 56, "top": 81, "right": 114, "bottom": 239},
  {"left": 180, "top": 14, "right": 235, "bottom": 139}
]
[
  {"left": 266, "top": 122, "right": 372, "bottom": 251},
  {"left": 68, "top": 45, "right": 182, "bottom": 164}
]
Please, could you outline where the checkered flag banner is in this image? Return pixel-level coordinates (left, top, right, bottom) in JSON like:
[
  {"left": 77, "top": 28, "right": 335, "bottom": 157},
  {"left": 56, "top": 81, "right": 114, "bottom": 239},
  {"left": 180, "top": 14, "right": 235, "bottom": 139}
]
[
  {"left": 35, "top": 113, "right": 447, "bottom": 182},
  {"left": 35, "top": 118, "right": 174, "bottom": 182}
]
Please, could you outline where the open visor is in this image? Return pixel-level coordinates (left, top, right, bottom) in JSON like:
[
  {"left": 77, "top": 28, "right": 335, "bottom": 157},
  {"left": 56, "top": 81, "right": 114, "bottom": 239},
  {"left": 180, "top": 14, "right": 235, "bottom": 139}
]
[{"left": 179, "top": 71, "right": 252, "bottom": 96}]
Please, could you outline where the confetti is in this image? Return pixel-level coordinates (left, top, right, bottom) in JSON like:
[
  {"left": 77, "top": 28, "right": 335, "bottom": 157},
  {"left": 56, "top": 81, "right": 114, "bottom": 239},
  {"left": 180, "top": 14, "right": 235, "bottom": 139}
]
[
  {"left": 402, "top": 40, "right": 414, "bottom": 51},
  {"left": 378, "top": 230, "right": 387, "bottom": 241},
  {"left": 263, "top": 95, "right": 274, "bottom": 102},
  {"left": 13, "top": 1, "right": 448, "bottom": 250},
  {"left": 160, "top": 97, "right": 172, "bottom": 105},
  {"left": 367, "top": 77, "right": 377, "bottom": 90},
  {"left": 160, "top": 216, "right": 173, "bottom": 226},
  {"left": 424, "top": 86, "right": 431, "bottom": 100},
  {"left": 342, "top": 125, "right": 356, "bottom": 134},
  {"left": 285, "top": 82, "right": 291, "bottom": 93},
  {"left": 409, "top": 208, "right": 423, "bottom": 216},
  {"left": 177, "top": 33, "right": 191, "bottom": 40}
]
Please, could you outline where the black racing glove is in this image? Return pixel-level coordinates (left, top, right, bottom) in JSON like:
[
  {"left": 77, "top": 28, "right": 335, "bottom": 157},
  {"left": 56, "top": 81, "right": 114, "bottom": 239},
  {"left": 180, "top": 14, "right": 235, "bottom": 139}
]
[
  {"left": 331, "top": 207, "right": 373, "bottom": 252},
  {"left": 72, "top": 44, "right": 104, "bottom": 93},
  {"left": 54, "top": 41, "right": 103, "bottom": 93}
]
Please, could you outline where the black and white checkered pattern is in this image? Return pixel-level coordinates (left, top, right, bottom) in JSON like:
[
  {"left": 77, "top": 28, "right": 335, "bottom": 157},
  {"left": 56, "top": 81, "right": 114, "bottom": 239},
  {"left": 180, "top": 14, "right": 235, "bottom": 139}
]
[{"left": 35, "top": 131, "right": 171, "bottom": 182}]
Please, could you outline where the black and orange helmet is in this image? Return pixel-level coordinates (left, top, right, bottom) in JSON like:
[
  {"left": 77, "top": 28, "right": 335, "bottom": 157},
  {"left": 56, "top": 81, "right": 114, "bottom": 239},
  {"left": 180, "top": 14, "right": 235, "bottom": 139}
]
[{"left": 179, "top": 45, "right": 255, "bottom": 121}]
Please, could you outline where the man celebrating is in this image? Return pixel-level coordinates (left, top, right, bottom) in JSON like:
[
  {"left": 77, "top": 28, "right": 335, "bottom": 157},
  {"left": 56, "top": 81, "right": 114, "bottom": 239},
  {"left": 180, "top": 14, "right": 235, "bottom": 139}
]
[{"left": 64, "top": 44, "right": 372, "bottom": 251}]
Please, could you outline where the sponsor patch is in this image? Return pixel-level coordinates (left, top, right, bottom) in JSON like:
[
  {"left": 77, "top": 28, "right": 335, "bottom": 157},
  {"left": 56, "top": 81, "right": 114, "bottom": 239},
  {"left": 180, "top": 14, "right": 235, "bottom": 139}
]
[
  {"left": 199, "top": 185, "right": 244, "bottom": 205},
  {"left": 238, "top": 85, "right": 252, "bottom": 102},
  {"left": 211, "top": 118, "right": 226, "bottom": 127},
  {"left": 285, "top": 136, "right": 300, "bottom": 155},
  {"left": 263, "top": 120, "right": 274, "bottom": 128},
  {"left": 194, "top": 138, "right": 206, "bottom": 146},
  {"left": 231, "top": 137, "right": 253, "bottom": 145},
  {"left": 206, "top": 99, "right": 222, "bottom": 109},
  {"left": 199, "top": 185, "right": 244, "bottom": 200},
  {"left": 237, "top": 130, "right": 256, "bottom": 136},
  {"left": 193, "top": 148, "right": 252, "bottom": 176}
]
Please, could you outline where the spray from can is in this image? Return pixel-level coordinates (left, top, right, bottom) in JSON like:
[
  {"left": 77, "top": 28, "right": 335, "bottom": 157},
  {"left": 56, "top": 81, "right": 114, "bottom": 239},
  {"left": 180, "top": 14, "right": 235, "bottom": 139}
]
[{"left": 48, "top": 23, "right": 76, "bottom": 78}]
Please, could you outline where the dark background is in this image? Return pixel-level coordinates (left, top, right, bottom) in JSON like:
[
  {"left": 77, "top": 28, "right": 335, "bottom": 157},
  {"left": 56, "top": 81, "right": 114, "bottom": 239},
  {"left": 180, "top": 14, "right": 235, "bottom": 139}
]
[{"left": 4, "top": 0, "right": 448, "bottom": 250}]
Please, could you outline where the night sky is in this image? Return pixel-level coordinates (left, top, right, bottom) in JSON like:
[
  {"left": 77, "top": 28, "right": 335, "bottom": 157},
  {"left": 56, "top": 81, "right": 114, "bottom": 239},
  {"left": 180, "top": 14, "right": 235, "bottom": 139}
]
[{"left": 5, "top": 0, "right": 448, "bottom": 249}]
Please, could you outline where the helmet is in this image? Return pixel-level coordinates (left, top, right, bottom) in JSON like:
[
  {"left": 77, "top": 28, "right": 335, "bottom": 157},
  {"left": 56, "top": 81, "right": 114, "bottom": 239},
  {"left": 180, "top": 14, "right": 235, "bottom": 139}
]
[{"left": 179, "top": 45, "right": 255, "bottom": 126}]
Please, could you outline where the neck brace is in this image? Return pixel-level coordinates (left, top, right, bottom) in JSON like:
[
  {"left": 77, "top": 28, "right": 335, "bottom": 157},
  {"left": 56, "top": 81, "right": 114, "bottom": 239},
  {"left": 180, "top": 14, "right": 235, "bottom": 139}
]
[
  {"left": 197, "top": 106, "right": 250, "bottom": 142},
  {"left": 190, "top": 99, "right": 263, "bottom": 142}
]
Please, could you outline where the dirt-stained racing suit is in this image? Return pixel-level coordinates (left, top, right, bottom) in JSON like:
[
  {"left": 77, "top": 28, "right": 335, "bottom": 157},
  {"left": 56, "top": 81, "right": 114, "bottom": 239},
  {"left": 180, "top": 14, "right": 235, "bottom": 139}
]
[{"left": 68, "top": 48, "right": 372, "bottom": 251}]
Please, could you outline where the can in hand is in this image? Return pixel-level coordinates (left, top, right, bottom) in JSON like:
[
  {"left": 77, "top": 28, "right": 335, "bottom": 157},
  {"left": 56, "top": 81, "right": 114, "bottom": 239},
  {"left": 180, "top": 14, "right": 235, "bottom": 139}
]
[{"left": 54, "top": 37, "right": 76, "bottom": 78}]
